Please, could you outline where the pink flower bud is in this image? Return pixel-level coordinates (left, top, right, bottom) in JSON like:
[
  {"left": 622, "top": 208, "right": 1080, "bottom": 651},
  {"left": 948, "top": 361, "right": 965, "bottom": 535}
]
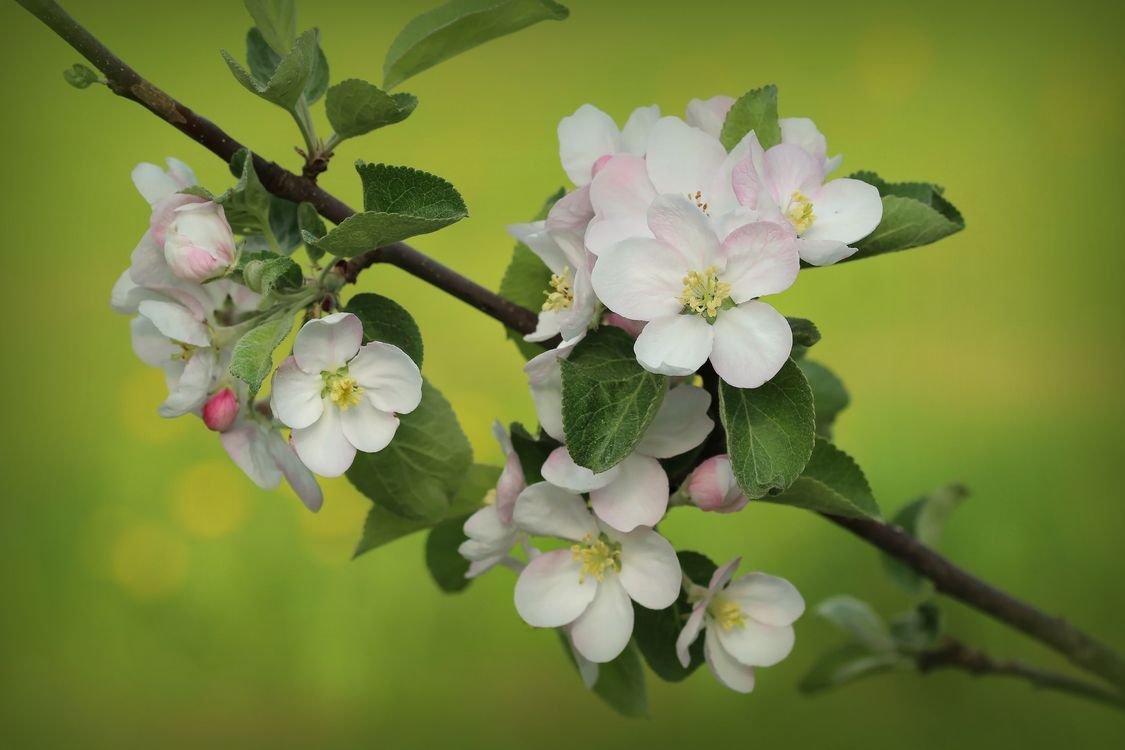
[
  {"left": 688, "top": 455, "right": 749, "bottom": 514},
  {"left": 202, "top": 388, "right": 239, "bottom": 432},
  {"left": 149, "top": 192, "right": 206, "bottom": 245},
  {"left": 163, "top": 201, "right": 236, "bottom": 282}
]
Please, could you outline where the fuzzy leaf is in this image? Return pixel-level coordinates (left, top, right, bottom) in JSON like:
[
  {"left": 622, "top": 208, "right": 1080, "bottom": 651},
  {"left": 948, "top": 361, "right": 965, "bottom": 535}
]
[
  {"left": 344, "top": 292, "right": 425, "bottom": 367},
  {"left": 227, "top": 314, "right": 295, "bottom": 396},
  {"left": 63, "top": 63, "right": 99, "bottom": 89},
  {"left": 222, "top": 28, "right": 319, "bottom": 111},
  {"left": 766, "top": 438, "right": 880, "bottom": 519},
  {"left": 243, "top": 0, "right": 296, "bottom": 55},
  {"left": 326, "top": 79, "right": 417, "bottom": 139},
  {"left": 217, "top": 148, "right": 272, "bottom": 235},
  {"left": 720, "top": 84, "right": 780, "bottom": 151},
  {"left": 787, "top": 317, "right": 821, "bottom": 350},
  {"left": 508, "top": 423, "right": 559, "bottom": 485}
]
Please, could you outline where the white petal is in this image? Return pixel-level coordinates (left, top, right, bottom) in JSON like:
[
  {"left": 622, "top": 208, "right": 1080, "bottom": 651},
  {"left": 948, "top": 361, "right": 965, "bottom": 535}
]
[
  {"left": 348, "top": 342, "right": 423, "bottom": 414},
  {"left": 726, "top": 572, "right": 806, "bottom": 627},
  {"left": 635, "top": 384, "right": 713, "bottom": 459},
  {"left": 266, "top": 430, "right": 324, "bottom": 512},
  {"left": 584, "top": 215, "right": 653, "bottom": 258},
  {"left": 525, "top": 349, "right": 566, "bottom": 442},
  {"left": 512, "top": 481, "right": 599, "bottom": 541},
  {"left": 802, "top": 177, "right": 883, "bottom": 246},
  {"left": 590, "top": 238, "right": 686, "bottom": 322},
  {"left": 138, "top": 299, "right": 209, "bottom": 347},
  {"left": 707, "top": 556, "right": 743, "bottom": 595},
  {"left": 645, "top": 117, "right": 727, "bottom": 196},
  {"left": 111, "top": 269, "right": 163, "bottom": 314},
  {"left": 676, "top": 603, "right": 707, "bottom": 668},
  {"left": 634, "top": 314, "right": 714, "bottom": 377},
  {"left": 709, "top": 302, "right": 792, "bottom": 389},
  {"left": 463, "top": 504, "right": 508, "bottom": 544},
  {"left": 220, "top": 422, "right": 283, "bottom": 489},
  {"left": 542, "top": 447, "right": 618, "bottom": 494},
  {"left": 131, "top": 161, "right": 180, "bottom": 205},
  {"left": 128, "top": 231, "right": 210, "bottom": 319},
  {"left": 646, "top": 194, "right": 720, "bottom": 269},
  {"left": 164, "top": 157, "right": 197, "bottom": 189},
  {"left": 546, "top": 186, "right": 595, "bottom": 266},
  {"left": 611, "top": 525, "right": 681, "bottom": 609},
  {"left": 293, "top": 312, "right": 363, "bottom": 373},
  {"left": 796, "top": 238, "right": 856, "bottom": 266},
  {"left": 514, "top": 549, "right": 597, "bottom": 627},
  {"left": 340, "top": 397, "right": 400, "bottom": 453},
  {"left": 566, "top": 629, "right": 601, "bottom": 688},
  {"left": 762, "top": 144, "right": 824, "bottom": 203},
  {"left": 558, "top": 104, "right": 622, "bottom": 186},
  {"left": 621, "top": 104, "right": 660, "bottom": 154},
  {"left": 270, "top": 356, "right": 325, "bottom": 430},
  {"left": 779, "top": 117, "right": 828, "bottom": 166},
  {"left": 508, "top": 219, "right": 568, "bottom": 274},
  {"left": 569, "top": 574, "right": 634, "bottom": 663},
  {"left": 721, "top": 221, "right": 800, "bottom": 302},
  {"left": 705, "top": 629, "right": 757, "bottom": 693},
  {"left": 685, "top": 95, "right": 734, "bottom": 139},
  {"left": 158, "top": 349, "right": 215, "bottom": 417},
  {"left": 714, "top": 618, "right": 796, "bottom": 668},
  {"left": 291, "top": 404, "right": 357, "bottom": 478},
  {"left": 589, "top": 455, "right": 668, "bottom": 532},
  {"left": 130, "top": 316, "right": 179, "bottom": 367}
]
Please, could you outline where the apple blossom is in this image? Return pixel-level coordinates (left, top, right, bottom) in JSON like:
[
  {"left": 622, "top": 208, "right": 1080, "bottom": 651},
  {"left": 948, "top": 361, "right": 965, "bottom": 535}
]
[
  {"left": 270, "top": 312, "right": 422, "bottom": 477},
  {"left": 162, "top": 201, "right": 237, "bottom": 281},
  {"left": 591, "top": 193, "right": 799, "bottom": 388},
  {"left": 688, "top": 454, "right": 749, "bottom": 513},
  {"left": 458, "top": 421, "right": 529, "bottom": 578},
  {"left": 733, "top": 141, "right": 882, "bottom": 266},
  {"left": 558, "top": 103, "right": 659, "bottom": 186},
  {"left": 512, "top": 482, "right": 681, "bottom": 663},
  {"left": 202, "top": 387, "right": 239, "bottom": 432},
  {"left": 676, "top": 557, "right": 805, "bottom": 693},
  {"left": 221, "top": 412, "right": 324, "bottom": 512},
  {"left": 130, "top": 299, "right": 219, "bottom": 418}
]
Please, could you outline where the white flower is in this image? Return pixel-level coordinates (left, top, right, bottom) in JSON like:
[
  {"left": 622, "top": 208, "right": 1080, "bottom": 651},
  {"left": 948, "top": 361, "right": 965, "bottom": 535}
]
[
  {"left": 512, "top": 482, "right": 681, "bottom": 663},
  {"left": 507, "top": 188, "right": 597, "bottom": 346},
  {"left": 131, "top": 157, "right": 197, "bottom": 206},
  {"left": 591, "top": 193, "right": 799, "bottom": 388},
  {"left": 163, "top": 201, "right": 237, "bottom": 281},
  {"left": 733, "top": 139, "right": 881, "bottom": 265},
  {"left": 687, "top": 454, "right": 749, "bottom": 513},
  {"left": 676, "top": 557, "right": 805, "bottom": 693},
  {"left": 130, "top": 299, "right": 218, "bottom": 418},
  {"left": 558, "top": 103, "right": 660, "bottom": 186},
  {"left": 221, "top": 411, "right": 323, "bottom": 512},
  {"left": 270, "top": 312, "right": 422, "bottom": 477},
  {"left": 459, "top": 421, "right": 529, "bottom": 578}
]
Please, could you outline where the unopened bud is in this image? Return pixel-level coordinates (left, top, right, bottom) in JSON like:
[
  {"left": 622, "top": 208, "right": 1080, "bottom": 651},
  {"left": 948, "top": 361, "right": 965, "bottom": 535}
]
[
  {"left": 687, "top": 455, "right": 749, "bottom": 514},
  {"left": 202, "top": 388, "right": 239, "bottom": 432}
]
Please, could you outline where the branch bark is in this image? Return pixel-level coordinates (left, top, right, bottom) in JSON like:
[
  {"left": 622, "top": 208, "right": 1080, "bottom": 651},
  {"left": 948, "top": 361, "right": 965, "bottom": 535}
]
[{"left": 20, "top": 0, "right": 1125, "bottom": 700}]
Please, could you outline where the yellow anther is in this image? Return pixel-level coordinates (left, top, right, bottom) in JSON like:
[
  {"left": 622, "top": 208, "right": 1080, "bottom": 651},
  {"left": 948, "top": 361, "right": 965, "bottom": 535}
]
[
  {"left": 570, "top": 534, "right": 622, "bottom": 583},
  {"left": 686, "top": 190, "right": 710, "bottom": 215},
  {"left": 708, "top": 595, "right": 746, "bottom": 631},
  {"left": 679, "top": 266, "right": 732, "bottom": 320},
  {"left": 543, "top": 266, "right": 574, "bottom": 313},
  {"left": 785, "top": 190, "right": 816, "bottom": 234},
  {"left": 324, "top": 371, "right": 363, "bottom": 410}
]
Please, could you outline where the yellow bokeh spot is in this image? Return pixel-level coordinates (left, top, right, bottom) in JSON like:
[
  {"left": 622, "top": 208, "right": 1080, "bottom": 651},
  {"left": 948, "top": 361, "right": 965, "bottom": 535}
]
[
  {"left": 172, "top": 461, "right": 251, "bottom": 538},
  {"left": 854, "top": 24, "right": 933, "bottom": 101},
  {"left": 118, "top": 366, "right": 191, "bottom": 443},
  {"left": 111, "top": 522, "right": 189, "bottom": 599}
]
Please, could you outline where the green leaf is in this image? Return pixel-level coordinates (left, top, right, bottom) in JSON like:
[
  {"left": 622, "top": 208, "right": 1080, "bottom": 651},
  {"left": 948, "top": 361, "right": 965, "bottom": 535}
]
[
  {"left": 222, "top": 28, "right": 319, "bottom": 112},
  {"left": 816, "top": 595, "right": 897, "bottom": 652},
  {"left": 344, "top": 292, "right": 425, "bottom": 366},
  {"left": 797, "top": 359, "right": 849, "bottom": 439},
  {"left": 218, "top": 149, "right": 272, "bottom": 235},
  {"left": 425, "top": 516, "right": 473, "bottom": 592},
  {"left": 304, "top": 162, "right": 468, "bottom": 256},
  {"left": 890, "top": 602, "right": 944, "bottom": 653},
  {"left": 847, "top": 171, "right": 965, "bottom": 260},
  {"left": 799, "top": 643, "right": 910, "bottom": 694},
  {"left": 787, "top": 316, "right": 821, "bottom": 351},
  {"left": 559, "top": 635, "right": 648, "bottom": 718},
  {"left": 267, "top": 196, "right": 303, "bottom": 254},
  {"left": 63, "top": 63, "right": 99, "bottom": 89},
  {"left": 766, "top": 437, "right": 880, "bottom": 519},
  {"left": 246, "top": 27, "right": 329, "bottom": 106},
  {"left": 296, "top": 202, "right": 327, "bottom": 263},
  {"left": 243, "top": 0, "right": 296, "bottom": 55},
  {"left": 508, "top": 423, "right": 559, "bottom": 484},
  {"left": 883, "top": 484, "right": 969, "bottom": 593},
  {"left": 633, "top": 551, "right": 715, "bottom": 682},
  {"left": 720, "top": 84, "right": 780, "bottom": 151},
  {"left": 228, "top": 314, "right": 295, "bottom": 396},
  {"left": 383, "top": 0, "right": 570, "bottom": 90},
  {"left": 719, "top": 359, "right": 815, "bottom": 499},
  {"left": 236, "top": 251, "right": 303, "bottom": 297},
  {"left": 354, "top": 464, "right": 499, "bottom": 557},
  {"left": 326, "top": 79, "right": 417, "bottom": 140},
  {"left": 346, "top": 380, "right": 473, "bottom": 522},
  {"left": 498, "top": 188, "right": 565, "bottom": 359},
  {"left": 561, "top": 327, "right": 668, "bottom": 473},
  {"left": 303, "top": 33, "right": 330, "bottom": 105}
]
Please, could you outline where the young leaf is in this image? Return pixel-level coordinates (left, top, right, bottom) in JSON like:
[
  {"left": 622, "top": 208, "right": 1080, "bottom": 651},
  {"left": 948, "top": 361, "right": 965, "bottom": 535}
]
[
  {"left": 846, "top": 171, "right": 965, "bottom": 259},
  {"left": 498, "top": 188, "right": 565, "bottom": 359},
  {"left": 890, "top": 602, "right": 944, "bottom": 653},
  {"left": 346, "top": 380, "right": 473, "bottom": 522},
  {"left": 236, "top": 251, "right": 303, "bottom": 296},
  {"left": 815, "top": 596, "right": 897, "bottom": 653},
  {"left": 326, "top": 79, "right": 417, "bottom": 140},
  {"left": 720, "top": 84, "right": 780, "bottom": 151},
  {"left": 425, "top": 516, "right": 474, "bottom": 593},
  {"left": 303, "top": 163, "right": 468, "bottom": 256},
  {"left": 228, "top": 314, "right": 295, "bottom": 396},
  {"left": 559, "top": 635, "right": 648, "bottom": 718},
  {"left": 719, "top": 359, "right": 815, "bottom": 499},
  {"left": 245, "top": 26, "right": 330, "bottom": 106},
  {"left": 799, "top": 643, "right": 910, "bottom": 694},
  {"left": 296, "top": 202, "right": 327, "bottom": 262},
  {"left": 383, "top": 0, "right": 570, "bottom": 90},
  {"left": 508, "top": 423, "right": 559, "bottom": 484},
  {"left": 765, "top": 437, "right": 880, "bottom": 519},
  {"left": 344, "top": 292, "right": 425, "bottom": 366},
  {"left": 797, "top": 359, "right": 849, "bottom": 439},
  {"left": 883, "top": 484, "right": 969, "bottom": 593},
  {"left": 787, "top": 317, "right": 821, "bottom": 350},
  {"left": 561, "top": 327, "right": 668, "bottom": 473},
  {"left": 63, "top": 63, "right": 99, "bottom": 89},
  {"left": 632, "top": 551, "right": 715, "bottom": 682},
  {"left": 218, "top": 149, "right": 272, "bottom": 235},
  {"left": 243, "top": 0, "right": 296, "bottom": 56},
  {"left": 221, "top": 28, "right": 319, "bottom": 112}
]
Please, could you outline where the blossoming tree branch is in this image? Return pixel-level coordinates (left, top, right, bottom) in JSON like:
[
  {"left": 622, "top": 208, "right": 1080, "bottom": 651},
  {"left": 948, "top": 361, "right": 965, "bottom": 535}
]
[{"left": 21, "top": 0, "right": 1125, "bottom": 715}]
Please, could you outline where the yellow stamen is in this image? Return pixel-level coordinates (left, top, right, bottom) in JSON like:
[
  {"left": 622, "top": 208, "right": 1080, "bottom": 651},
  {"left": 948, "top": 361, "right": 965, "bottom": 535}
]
[
  {"left": 686, "top": 189, "right": 710, "bottom": 215},
  {"left": 708, "top": 595, "right": 746, "bottom": 631},
  {"left": 570, "top": 534, "right": 622, "bottom": 583},
  {"left": 786, "top": 190, "right": 816, "bottom": 234},
  {"left": 543, "top": 266, "right": 574, "bottom": 313},
  {"left": 324, "top": 371, "right": 363, "bottom": 410},
  {"left": 679, "top": 266, "right": 732, "bottom": 320}
]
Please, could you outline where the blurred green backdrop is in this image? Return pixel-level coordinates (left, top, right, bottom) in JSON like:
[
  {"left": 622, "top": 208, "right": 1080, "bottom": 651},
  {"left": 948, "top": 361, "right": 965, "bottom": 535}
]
[{"left": 1, "top": 0, "right": 1123, "bottom": 747}]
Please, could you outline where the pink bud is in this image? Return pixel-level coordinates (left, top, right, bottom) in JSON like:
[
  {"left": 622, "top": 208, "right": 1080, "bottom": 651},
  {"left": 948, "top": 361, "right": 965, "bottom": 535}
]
[
  {"left": 688, "top": 455, "right": 749, "bottom": 514},
  {"left": 202, "top": 388, "right": 239, "bottom": 432},
  {"left": 163, "top": 201, "right": 236, "bottom": 281}
]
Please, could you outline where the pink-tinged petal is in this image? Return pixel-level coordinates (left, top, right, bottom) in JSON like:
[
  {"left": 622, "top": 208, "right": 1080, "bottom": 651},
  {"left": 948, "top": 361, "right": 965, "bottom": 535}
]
[
  {"left": 611, "top": 525, "right": 681, "bottom": 609},
  {"left": 158, "top": 348, "right": 216, "bottom": 418},
  {"left": 762, "top": 143, "right": 825, "bottom": 203},
  {"left": 221, "top": 422, "right": 283, "bottom": 490},
  {"left": 676, "top": 603, "right": 707, "bottom": 668},
  {"left": 707, "top": 129, "right": 764, "bottom": 217},
  {"left": 709, "top": 302, "right": 792, "bottom": 389},
  {"left": 570, "top": 574, "right": 634, "bottom": 663},
  {"left": 492, "top": 419, "right": 514, "bottom": 455},
  {"left": 726, "top": 573, "right": 806, "bottom": 627},
  {"left": 621, "top": 104, "right": 660, "bottom": 154},
  {"left": 602, "top": 312, "right": 646, "bottom": 338},
  {"left": 542, "top": 447, "right": 618, "bottom": 493},
  {"left": 525, "top": 349, "right": 566, "bottom": 442},
  {"left": 731, "top": 144, "right": 769, "bottom": 213},
  {"left": 803, "top": 178, "right": 883, "bottom": 246},
  {"left": 721, "top": 221, "right": 800, "bottom": 302},
  {"left": 293, "top": 312, "right": 363, "bottom": 373},
  {"left": 714, "top": 618, "right": 796, "bottom": 668},
  {"left": 645, "top": 117, "right": 727, "bottom": 196},
  {"left": 796, "top": 238, "right": 856, "bottom": 266},
  {"left": 149, "top": 192, "right": 206, "bottom": 245},
  {"left": 267, "top": 431, "right": 323, "bottom": 512},
  {"left": 558, "top": 104, "right": 622, "bottom": 186},
  {"left": 514, "top": 549, "right": 596, "bottom": 627},
  {"left": 646, "top": 194, "right": 721, "bottom": 269},
  {"left": 131, "top": 161, "right": 182, "bottom": 205},
  {"left": 130, "top": 316, "right": 179, "bottom": 367},
  {"left": 339, "top": 398, "right": 400, "bottom": 453},
  {"left": 685, "top": 95, "right": 734, "bottom": 139},
  {"left": 112, "top": 269, "right": 158, "bottom": 314},
  {"left": 634, "top": 314, "right": 714, "bottom": 377},
  {"left": 291, "top": 405, "right": 357, "bottom": 478},
  {"left": 590, "top": 238, "right": 686, "bottom": 321},
  {"left": 495, "top": 450, "right": 525, "bottom": 524},
  {"left": 779, "top": 117, "right": 829, "bottom": 167},
  {"left": 708, "top": 556, "right": 743, "bottom": 594},
  {"left": 270, "top": 357, "right": 325, "bottom": 430},
  {"left": 590, "top": 455, "right": 669, "bottom": 532},
  {"left": 508, "top": 219, "right": 568, "bottom": 274},
  {"left": 688, "top": 455, "right": 748, "bottom": 513},
  {"left": 138, "top": 299, "right": 208, "bottom": 347},
  {"left": 128, "top": 232, "right": 211, "bottom": 319},
  {"left": 705, "top": 629, "right": 757, "bottom": 693},
  {"left": 512, "top": 481, "right": 599, "bottom": 541},
  {"left": 589, "top": 154, "right": 657, "bottom": 219},
  {"left": 635, "top": 384, "right": 713, "bottom": 459},
  {"left": 164, "top": 157, "right": 197, "bottom": 189},
  {"left": 547, "top": 186, "right": 595, "bottom": 267},
  {"left": 348, "top": 342, "right": 423, "bottom": 414}
]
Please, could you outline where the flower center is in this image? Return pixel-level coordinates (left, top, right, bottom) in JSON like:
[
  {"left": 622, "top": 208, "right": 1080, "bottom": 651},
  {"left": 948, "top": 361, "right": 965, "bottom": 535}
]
[
  {"left": 686, "top": 190, "right": 710, "bottom": 215},
  {"left": 323, "top": 369, "right": 363, "bottom": 410},
  {"left": 570, "top": 533, "right": 622, "bottom": 583},
  {"left": 679, "top": 266, "right": 731, "bottom": 320},
  {"left": 543, "top": 266, "right": 574, "bottom": 313},
  {"left": 707, "top": 595, "right": 746, "bottom": 631},
  {"left": 785, "top": 190, "right": 816, "bottom": 234},
  {"left": 171, "top": 342, "right": 196, "bottom": 362}
]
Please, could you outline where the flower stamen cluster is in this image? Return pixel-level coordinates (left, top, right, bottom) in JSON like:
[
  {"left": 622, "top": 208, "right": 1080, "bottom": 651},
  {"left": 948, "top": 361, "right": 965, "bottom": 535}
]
[
  {"left": 543, "top": 266, "right": 575, "bottom": 312},
  {"left": 570, "top": 533, "right": 622, "bottom": 583},
  {"left": 323, "top": 369, "right": 363, "bottom": 410},
  {"left": 679, "top": 265, "right": 731, "bottom": 320},
  {"left": 708, "top": 595, "right": 746, "bottom": 631},
  {"left": 785, "top": 190, "right": 816, "bottom": 234}
]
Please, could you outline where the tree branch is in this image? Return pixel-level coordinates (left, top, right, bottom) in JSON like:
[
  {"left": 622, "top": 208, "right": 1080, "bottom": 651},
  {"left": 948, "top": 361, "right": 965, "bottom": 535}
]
[{"left": 20, "top": 0, "right": 1125, "bottom": 695}]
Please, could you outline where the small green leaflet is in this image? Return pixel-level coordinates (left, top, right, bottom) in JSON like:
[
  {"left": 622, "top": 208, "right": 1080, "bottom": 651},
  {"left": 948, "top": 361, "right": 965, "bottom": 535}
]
[
  {"left": 236, "top": 251, "right": 303, "bottom": 297},
  {"left": 63, "top": 63, "right": 99, "bottom": 89},
  {"left": 326, "top": 79, "right": 417, "bottom": 140},
  {"left": 815, "top": 596, "right": 898, "bottom": 653},
  {"left": 799, "top": 643, "right": 910, "bottom": 694},
  {"left": 218, "top": 149, "right": 272, "bottom": 236},
  {"left": 883, "top": 484, "right": 969, "bottom": 594},
  {"left": 847, "top": 170, "right": 965, "bottom": 260},
  {"left": 222, "top": 28, "right": 321, "bottom": 112},
  {"left": 720, "top": 84, "right": 780, "bottom": 151},
  {"left": 765, "top": 437, "right": 880, "bottom": 519},
  {"left": 243, "top": 0, "right": 296, "bottom": 55},
  {"left": 228, "top": 314, "right": 296, "bottom": 396},
  {"left": 244, "top": 27, "right": 329, "bottom": 106}
]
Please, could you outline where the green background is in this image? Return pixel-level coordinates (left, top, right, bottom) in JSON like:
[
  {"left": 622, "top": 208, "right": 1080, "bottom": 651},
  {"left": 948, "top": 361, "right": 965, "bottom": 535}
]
[{"left": 2, "top": 0, "right": 1123, "bottom": 746}]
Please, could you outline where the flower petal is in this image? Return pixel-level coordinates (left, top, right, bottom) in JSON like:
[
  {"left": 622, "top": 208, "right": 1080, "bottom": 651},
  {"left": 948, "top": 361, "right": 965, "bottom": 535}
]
[
  {"left": 803, "top": 177, "right": 883, "bottom": 246},
  {"left": 546, "top": 186, "right": 595, "bottom": 267},
  {"left": 634, "top": 314, "right": 714, "bottom": 377},
  {"left": 514, "top": 548, "right": 597, "bottom": 627},
  {"left": 340, "top": 397, "right": 400, "bottom": 453},
  {"left": 137, "top": 299, "right": 208, "bottom": 347},
  {"left": 589, "top": 455, "right": 669, "bottom": 532},
  {"left": 611, "top": 525, "right": 681, "bottom": 609},
  {"left": 796, "top": 238, "right": 856, "bottom": 266},
  {"left": 645, "top": 117, "right": 727, "bottom": 196},
  {"left": 646, "top": 194, "right": 720, "bottom": 269},
  {"left": 726, "top": 572, "right": 806, "bottom": 627},
  {"left": 569, "top": 574, "right": 634, "bottom": 663},
  {"left": 270, "top": 356, "right": 325, "bottom": 430},
  {"left": 507, "top": 219, "right": 569, "bottom": 274},
  {"left": 131, "top": 161, "right": 182, "bottom": 205},
  {"left": 676, "top": 603, "right": 707, "bottom": 668},
  {"left": 685, "top": 95, "right": 734, "bottom": 139},
  {"left": 635, "top": 384, "right": 713, "bottom": 459},
  {"left": 291, "top": 404, "right": 357, "bottom": 478},
  {"left": 158, "top": 348, "right": 216, "bottom": 417},
  {"left": 709, "top": 302, "right": 792, "bottom": 389},
  {"left": 220, "top": 422, "right": 282, "bottom": 490},
  {"left": 705, "top": 628, "right": 757, "bottom": 693},
  {"left": 512, "top": 481, "right": 599, "bottom": 541},
  {"left": 542, "top": 447, "right": 618, "bottom": 493},
  {"left": 293, "top": 312, "right": 363, "bottom": 373},
  {"left": 721, "top": 221, "right": 800, "bottom": 302},
  {"left": 130, "top": 316, "right": 179, "bottom": 368},
  {"left": 266, "top": 430, "right": 324, "bottom": 512},
  {"left": 763, "top": 143, "right": 824, "bottom": 203},
  {"left": 779, "top": 117, "right": 828, "bottom": 167},
  {"left": 714, "top": 618, "right": 796, "bottom": 668},
  {"left": 348, "top": 342, "right": 423, "bottom": 414},
  {"left": 495, "top": 450, "right": 525, "bottom": 524},
  {"left": 621, "top": 104, "right": 660, "bottom": 154},
  {"left": 525, "top": 349, "right": 566, "bottom": 442},
  {"left": 558, "top": 104, "right": 622, "bottom": 186},
  {"left": 590, "top": 238, "right": 686, "bottom": 322}
]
